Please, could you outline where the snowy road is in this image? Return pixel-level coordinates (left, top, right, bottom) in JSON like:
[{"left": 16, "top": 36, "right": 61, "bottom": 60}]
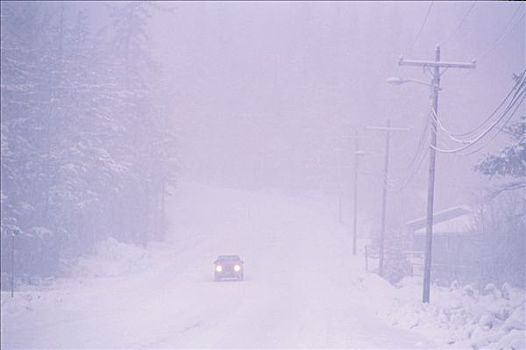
[{"left": 2, "top": 182, "right": 440, "bottom": 348}]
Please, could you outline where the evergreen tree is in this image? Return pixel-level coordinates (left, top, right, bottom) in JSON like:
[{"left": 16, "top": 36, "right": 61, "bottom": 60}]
[
  {"left": 1, "top": 1, "right": 177, "bottom": 286},
  {"left": 476, "top": 116, "right": 526, "bottom": 196}
]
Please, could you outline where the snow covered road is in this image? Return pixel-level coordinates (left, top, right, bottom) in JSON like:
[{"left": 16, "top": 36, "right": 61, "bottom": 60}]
[{"left": 2, "top": 182, "right": 440, "bottom": 349}]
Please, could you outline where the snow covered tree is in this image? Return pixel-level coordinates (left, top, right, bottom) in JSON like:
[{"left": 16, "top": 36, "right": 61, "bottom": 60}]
[
  {"left": 104, "top": 1, "right": 177, "bottom": 245},
  {"left": 476, "top": 116, "right": 526, "bottom": 196},
  {"left": 1, "top": 2, "right": 62, "bottom": 281},
  {"left": 473, "top": 104, "right": 525, "bottom": 287},
  {"left": 1, "top": 1, "right": 177, "bottom": 286}
]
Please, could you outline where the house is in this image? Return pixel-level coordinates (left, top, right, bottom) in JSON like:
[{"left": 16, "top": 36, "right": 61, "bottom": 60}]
[{"left": 405, "top": 206, "right": 481, "bottom": 283}]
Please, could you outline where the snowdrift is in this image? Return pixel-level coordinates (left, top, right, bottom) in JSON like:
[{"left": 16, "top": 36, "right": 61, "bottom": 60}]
[{"left": 371, "top": 276, "right": 526, "bottom": 349}]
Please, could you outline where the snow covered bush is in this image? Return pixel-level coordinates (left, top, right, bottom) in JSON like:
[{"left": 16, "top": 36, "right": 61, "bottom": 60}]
[
  {"left": 376, "top": 276, "right": 526, "bottom": 349},
  {"left": 71, "top": 238, "right": 151, "bottom": 278},
  {"left": 383, "top": 249, "right": 413, "bottom": 285}
]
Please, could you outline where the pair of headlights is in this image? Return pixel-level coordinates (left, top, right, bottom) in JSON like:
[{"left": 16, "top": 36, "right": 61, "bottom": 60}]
[{"left": 215, "top": 264, "right": 241, "bottom": 272}]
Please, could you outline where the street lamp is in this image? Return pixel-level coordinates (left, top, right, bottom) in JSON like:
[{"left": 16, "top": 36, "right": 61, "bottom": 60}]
[
  {"left": 388, "top": 71, "right": 441, "bottom": 304},
  {"left": 389, "top": 46, "right": 475, "bottom": 304},
  {"left": 386, "top": 77, "right": 441, "bottom": 90}
]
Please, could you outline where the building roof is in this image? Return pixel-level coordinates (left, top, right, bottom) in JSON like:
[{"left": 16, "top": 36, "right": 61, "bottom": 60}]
[{"left": 406, "top": 206, "right": 476, "bottom": 235}]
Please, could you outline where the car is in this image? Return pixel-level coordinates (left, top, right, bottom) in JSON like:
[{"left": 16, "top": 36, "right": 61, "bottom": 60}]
[{"left": 214, "top": 255, "right": 244, "bottom": 281}]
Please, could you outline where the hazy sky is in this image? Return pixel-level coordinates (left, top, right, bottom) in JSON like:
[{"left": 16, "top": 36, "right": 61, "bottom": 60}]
[{"left": 77, "top": 1, "right": 525, "bottom": 226}]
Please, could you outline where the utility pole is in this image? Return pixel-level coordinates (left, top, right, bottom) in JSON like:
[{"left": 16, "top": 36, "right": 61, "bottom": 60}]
[
  {"left": 366, "top": 121, "right": 409, "bottom": 276},
  {"left": 339, "top": 197, "right": 342, "bottom": 223},
  {"left": 161, "top": 180, "right": 166, "bottom": 239},
  {"left": 337, "top": 144, "right": 343, "bottom": 224},
  {"left": 379, "top": 120, "right": 391, "bottom": 277},
  {"left": 352, "top": 129, "right": 366, "bottom": 256},
  {"left": 398, "top": 46, "right": 475, "bottom": 303},
  {"left": 350, "top": 130, "right": 374, "bottom": 257},
  {"left": 11, "top": 229, "right": 18, "bottom": 298}
]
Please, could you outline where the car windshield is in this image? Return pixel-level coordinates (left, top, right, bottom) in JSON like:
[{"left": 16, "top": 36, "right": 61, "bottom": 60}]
[{"left": 218, "top": 255, "right": 240, "bottom": 261}]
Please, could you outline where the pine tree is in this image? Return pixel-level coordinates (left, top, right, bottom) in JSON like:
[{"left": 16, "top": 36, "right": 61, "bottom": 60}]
[
  {"left": 476, "top": 116, "right": 526, "bottom": 196},
  {"left": 1, "top": 2, "right": 178, "bottom": 286}
]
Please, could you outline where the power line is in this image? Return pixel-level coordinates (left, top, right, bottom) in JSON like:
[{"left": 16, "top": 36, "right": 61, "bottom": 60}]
[
  {"left": 431, "top": 85, "right": 526, "bottom": 153},
  {"left": 378, "top": 112, "right": 430, "bottom": 193},
  {"left": 425, "top": 69, "right": 526, "bottom": 145},
  {"left": 386, "top": 129, "right": 429, "bottom": 192},
  {"left": 396, "top": 46, "right": 477, "bottom": 303},
  {"left": 393, "top": 1, "right": 434, "bottom": 80},
  {"left": 476, "top": 5, "right": 525, "bottom": 63},
  {"left": 387, "top": 143, "right": 428, "bottom": 193},
  {"left": 407, "top": 2, "right": 434, "bottom": 56},
  {"left": 439, "top": 4, "right": 524, "bottom": 85},
  {"left": 400, "top": 71, "right": 526, "bottom": 157},
  {"left": 459, "top": 90, "right": 526, "bottom": 156},
  {"left": 408, "top": 113, "right": 430, "bottom": 165},
  {"left": 448, "top": 69, "right": 526, "bottom": 138},
  {"left": 436, "top": 75, "right": 525, "bottom": 144},
  {"left": 387, "top": 116, "right": 430, "bottom": 192},
  {"left": 439, "top": 2, "right": 477, "bottom": 47},
  {"left": 459, "top": 101, "right": 525, "bottom": 156},
  {"left": 432, "top": 88, "right": 525, "bottom": 153}
]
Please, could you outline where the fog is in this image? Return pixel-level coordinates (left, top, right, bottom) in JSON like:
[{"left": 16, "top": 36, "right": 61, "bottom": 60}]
[
  {"left": 1, "top": 1, "right": 525, "bottom": 349},
  {"left": 151, "top": 1, "right": 523, "bottom": 221}
]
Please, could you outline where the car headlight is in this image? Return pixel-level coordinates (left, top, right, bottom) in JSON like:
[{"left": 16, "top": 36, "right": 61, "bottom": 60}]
[
  {"left": 234, "top": 264, "right": 241, "bottom": 272},
  {"left": 215, "top": 265, "right": 223, "bottom": 272}
]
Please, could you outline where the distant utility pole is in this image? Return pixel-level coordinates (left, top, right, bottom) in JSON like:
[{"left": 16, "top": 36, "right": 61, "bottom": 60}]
[
  {"left": 11, "top": 229, "right": 18, "bottom": 298},
  {"left": 366, "top": 120, "right": 409, "bottom": 276},
  {"left": 338, "top": 195, "right": 342, "bottom": 223},
  {"left": 398, "top": 46, "right": 475, "bottom": 303},
  {"left": 161, "top": 180, "right": 166, "bottom": 238},
  {"left": 337, "top": 144, "right": 343, "bottom": 224},
  {"left": 352, "top": 129, "right": 366, "bottom": 256}
]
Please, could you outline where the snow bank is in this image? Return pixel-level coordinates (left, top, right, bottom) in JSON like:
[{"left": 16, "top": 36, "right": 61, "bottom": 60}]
[
  {"left": 70, "top": 237, "right": 151, "bottom": 278},
  {"left": 372, "top": 276, "right": 526, "bottom": 349}
]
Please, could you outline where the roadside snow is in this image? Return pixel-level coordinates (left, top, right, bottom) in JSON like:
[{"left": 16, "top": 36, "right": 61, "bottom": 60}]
[
  {"left": 2, "top": 181, "right": 524, "bottom": 349},
  {"left": 371, "top": 276, "right": 526, "bottom": 349},
  {"left": 70, "top": 237, "right": 151, "bottom": 278}
]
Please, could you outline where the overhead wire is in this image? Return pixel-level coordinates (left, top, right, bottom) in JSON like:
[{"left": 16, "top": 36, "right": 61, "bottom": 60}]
[
  {"left": 387, "top": 141, "right": 428, "bottom": 192},
  {"left": 387, "top": 3, "right": 525, "bottom": 188},
  {"left": 387, "top": 3, "right": 435, "bottom": 193},
  {"left": 386, "top": 152, "right": 428, "bottom": 192},
  {"left": 432, "top": 89, "right": 525, "bottom": 153},
  {"left": 475, "top": 5, "right": 525, "bottom": 63},
  {"left": 446, "top": 69, "right": 526, "bottom": 138},
  {"left": 439, "top": 4, "right": 524, "bottom": 84},
  {"left": 426, "top": 70, "right": 526, "bottom": 147},
  {"left": 460, "top": 90, "right": 526, "bottom": 156},
  {"left": 406, "top": 113, "right": 430, "bottom": 169},
  {"left": 407, "top": 1, "right": 434, "bottom": 56},
  {"left": 386, "top": 115, "right": 430, "bottom": 192},
  {"left": 458, "top": 98, "right": 525, "bottom": 156},
  {"left": 391, "top": 1, "right": 435, "bottom": 81},
  {"left": 396, "top": 72, "right": 526, "bottom": 163},
  {"left": 385, "top": 1, "right": 488, "bottom": 191},
  {"left": 430, "top": 83, "right": 526, "bottom": 153},
  {"left": 386, "top": 2, "right": 435, "bottom": 190},
  {"left": 439, "top": 2, "right": 477, "bottom": 47}
]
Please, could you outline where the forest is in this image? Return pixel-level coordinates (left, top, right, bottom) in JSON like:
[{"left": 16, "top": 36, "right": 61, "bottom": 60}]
[{"left": 1, "top": 2, "right": 177, "bottom": 285}]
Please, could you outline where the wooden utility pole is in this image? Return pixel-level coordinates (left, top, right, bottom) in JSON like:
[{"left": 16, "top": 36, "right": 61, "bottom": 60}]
[
  {"left": 352, "top": 130, "right": 366, "bottom": 256},
  {"left": 10, "top": 229, "right": 18, "bottom": 297},
  {"left": 379, "top": 120, "right": 391, "bottom": 277},
  {"left": 366, "top": 122, "right": 409, "bottom": 276},
  {"left": 399, "top": 46, "right": 475, "bottom": 303}
]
